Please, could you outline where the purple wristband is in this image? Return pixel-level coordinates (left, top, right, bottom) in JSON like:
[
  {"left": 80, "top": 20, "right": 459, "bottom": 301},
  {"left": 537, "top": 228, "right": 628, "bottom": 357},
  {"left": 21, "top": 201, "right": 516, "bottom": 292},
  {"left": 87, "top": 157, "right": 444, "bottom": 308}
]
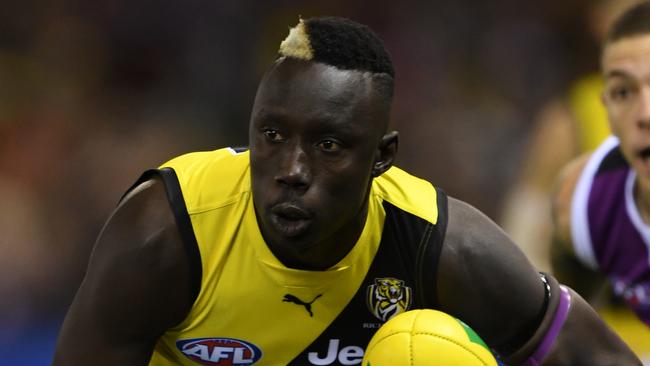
[{"left": 520, "top": 285, "right": 571, "bottom": 366}]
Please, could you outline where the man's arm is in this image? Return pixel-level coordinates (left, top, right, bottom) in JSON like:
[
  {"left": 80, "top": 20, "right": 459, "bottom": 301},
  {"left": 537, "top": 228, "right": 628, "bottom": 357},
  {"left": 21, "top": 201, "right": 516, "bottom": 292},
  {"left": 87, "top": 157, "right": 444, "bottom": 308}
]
[
  {"left": 53, "top": 176, "right": 196, "bottom": 365},
  {"left": 550, "top": 155, "right": 607, "bottom": 302},
  {"left": 435, "top": 197, "right": 639, "bottom": 365}
]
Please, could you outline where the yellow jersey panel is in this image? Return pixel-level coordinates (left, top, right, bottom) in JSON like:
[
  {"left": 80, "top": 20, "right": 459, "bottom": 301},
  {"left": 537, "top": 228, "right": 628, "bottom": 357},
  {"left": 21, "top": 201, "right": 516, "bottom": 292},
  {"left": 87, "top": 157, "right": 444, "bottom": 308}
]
[
  {"left": 147, "top": 148, "right": 447, "bottom": 366},
  {"left": 373, "top": 166, "right": 438, "bottom": 225}
]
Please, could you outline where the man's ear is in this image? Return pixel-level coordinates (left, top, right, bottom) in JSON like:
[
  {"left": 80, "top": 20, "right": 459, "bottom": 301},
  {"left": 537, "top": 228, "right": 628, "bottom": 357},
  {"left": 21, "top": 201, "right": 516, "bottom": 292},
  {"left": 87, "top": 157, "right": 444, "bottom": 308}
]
[{"left": 372, "top": 131, "right": 399, "bottom": 177}]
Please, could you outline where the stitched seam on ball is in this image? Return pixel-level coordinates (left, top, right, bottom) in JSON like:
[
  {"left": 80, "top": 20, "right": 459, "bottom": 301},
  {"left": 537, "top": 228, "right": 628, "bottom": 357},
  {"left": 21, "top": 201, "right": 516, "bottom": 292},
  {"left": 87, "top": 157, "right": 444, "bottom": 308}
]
[
  {"left": 410, "top": 312, "right": 420, "bottom": 366},
  {"left": 414, "top": 332, "right": 489, "bottom": 366},
  {"left": 409, "top": 311, "right": 424, "bottom": 366}
]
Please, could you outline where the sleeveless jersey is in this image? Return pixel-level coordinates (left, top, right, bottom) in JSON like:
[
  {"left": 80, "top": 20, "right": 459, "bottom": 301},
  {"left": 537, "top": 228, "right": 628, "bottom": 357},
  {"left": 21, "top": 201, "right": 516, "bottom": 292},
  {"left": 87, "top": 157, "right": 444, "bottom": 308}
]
[
  {"left": 146, "top": 147, "right": 447, "bottom": 366},
  {"left": 571, "top": 136, "right": 650, "bottom": 326}
]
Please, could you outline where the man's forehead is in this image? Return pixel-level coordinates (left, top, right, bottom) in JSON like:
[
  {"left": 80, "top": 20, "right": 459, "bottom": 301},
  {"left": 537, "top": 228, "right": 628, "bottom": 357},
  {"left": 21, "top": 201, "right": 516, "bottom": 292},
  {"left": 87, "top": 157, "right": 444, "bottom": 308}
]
[
  {"left": 265, "top": 58, "right": 370, "bottom": 88},
  {"left": 603, "top": 34, "right": 650, "bottom": 78},
  {"left": 257, "top": 58, "right": 375, "bottom": 110}
]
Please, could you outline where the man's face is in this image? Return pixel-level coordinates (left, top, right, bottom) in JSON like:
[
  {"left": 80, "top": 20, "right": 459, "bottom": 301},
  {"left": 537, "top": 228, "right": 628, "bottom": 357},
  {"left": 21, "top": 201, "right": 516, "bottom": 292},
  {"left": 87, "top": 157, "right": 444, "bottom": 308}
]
[
  {"left": 603, "top": 34, "right": 650, "bottom": 180},
  {"left": 249, "top": 58, "right": 393, "bottom": 269}
]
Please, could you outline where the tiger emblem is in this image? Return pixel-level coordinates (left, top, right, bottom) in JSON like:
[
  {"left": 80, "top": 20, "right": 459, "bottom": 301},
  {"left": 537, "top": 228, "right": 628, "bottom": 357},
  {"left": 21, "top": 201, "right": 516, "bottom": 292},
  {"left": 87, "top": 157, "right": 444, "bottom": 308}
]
[{"left": 366, "top": 277, "right": 412, "bottom": 322}]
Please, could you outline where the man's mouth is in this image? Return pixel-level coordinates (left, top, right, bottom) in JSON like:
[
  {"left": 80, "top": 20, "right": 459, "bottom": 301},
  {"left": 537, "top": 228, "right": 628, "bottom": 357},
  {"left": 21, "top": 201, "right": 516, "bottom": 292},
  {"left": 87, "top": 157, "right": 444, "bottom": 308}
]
[
  {"left": 633, "top": 146, "right": 650, "bottom": 178},
  {"left": 640, "top": 147, "right": 650, "bottom": 161},
  {"left": 272, "top": 203, "right": 312, "bottom": 220},
  {"left": 269, "top": 203, "right": 313, "bottom": 237}
]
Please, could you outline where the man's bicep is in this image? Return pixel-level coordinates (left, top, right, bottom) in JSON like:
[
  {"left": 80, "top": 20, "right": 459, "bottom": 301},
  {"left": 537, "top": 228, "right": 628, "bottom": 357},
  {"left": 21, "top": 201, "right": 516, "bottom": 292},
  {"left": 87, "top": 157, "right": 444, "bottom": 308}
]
[
  {"left": 436, "top": 197, "right": 545, "bottom": 357},
  {"left": 436, "top": 197, "right": 640, "bottom": 365},
  {"left": 54, "top": 177, "right": 193, "bottom": 365}
]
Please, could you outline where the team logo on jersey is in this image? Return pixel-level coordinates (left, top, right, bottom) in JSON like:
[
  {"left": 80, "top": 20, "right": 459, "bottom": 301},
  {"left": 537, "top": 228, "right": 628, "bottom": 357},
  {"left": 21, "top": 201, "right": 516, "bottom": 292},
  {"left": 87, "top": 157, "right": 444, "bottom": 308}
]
[
  {"left": 366, "top": 277, "right": 412, "bottom": 322},
  {"left": 176, "top": 337, "right": 262, "bottom": 365}
]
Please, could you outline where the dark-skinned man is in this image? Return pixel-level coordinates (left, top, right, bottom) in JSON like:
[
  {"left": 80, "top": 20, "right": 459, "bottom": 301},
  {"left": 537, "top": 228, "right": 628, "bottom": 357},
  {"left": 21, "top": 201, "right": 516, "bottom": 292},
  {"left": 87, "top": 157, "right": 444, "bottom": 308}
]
[{"left": 54, "top": 17, "right": 640, "bottom": 366}]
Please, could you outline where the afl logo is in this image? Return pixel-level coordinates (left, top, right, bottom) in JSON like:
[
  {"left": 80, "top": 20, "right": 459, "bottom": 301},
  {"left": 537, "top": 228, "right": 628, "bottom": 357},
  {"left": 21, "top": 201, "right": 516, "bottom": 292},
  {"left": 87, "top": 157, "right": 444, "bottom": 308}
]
[
  {"left": 366, "top": 277, "right": 412, "bottom": 322},
  {"left": 176, "top": 337, "right": 262, "bottom": 365}
]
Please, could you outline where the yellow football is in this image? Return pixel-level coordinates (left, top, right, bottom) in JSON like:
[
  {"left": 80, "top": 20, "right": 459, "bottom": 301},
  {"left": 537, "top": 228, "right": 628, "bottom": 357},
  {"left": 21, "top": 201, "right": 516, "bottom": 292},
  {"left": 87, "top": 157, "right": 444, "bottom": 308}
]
[{"left": 362, "top": 309, "right": 499, "bottom": 366}]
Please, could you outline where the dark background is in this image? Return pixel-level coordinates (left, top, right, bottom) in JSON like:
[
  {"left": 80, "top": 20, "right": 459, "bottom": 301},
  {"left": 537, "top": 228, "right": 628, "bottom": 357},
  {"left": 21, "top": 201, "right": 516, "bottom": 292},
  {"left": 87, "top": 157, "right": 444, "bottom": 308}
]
[{"left": 0, "top": 0, "right": 604, "bottom": 363}]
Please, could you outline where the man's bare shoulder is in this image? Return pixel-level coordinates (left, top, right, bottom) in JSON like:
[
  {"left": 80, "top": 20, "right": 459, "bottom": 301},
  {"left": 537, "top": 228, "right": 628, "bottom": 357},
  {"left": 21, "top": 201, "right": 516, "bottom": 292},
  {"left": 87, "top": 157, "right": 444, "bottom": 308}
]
[
  {"left": 551, "top": 154, "right": 591, "bottom": 246},
  {"left": 54, "top": 175, "right": 195, "bottom": 365}
]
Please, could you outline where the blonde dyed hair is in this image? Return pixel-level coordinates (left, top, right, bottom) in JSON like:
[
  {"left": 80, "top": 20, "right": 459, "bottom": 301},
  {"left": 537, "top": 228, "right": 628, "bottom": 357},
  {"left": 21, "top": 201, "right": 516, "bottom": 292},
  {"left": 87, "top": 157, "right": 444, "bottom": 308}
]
[
  {"left": 274, "top": 16, "right": 395, "bottom": 78},
  {"left": 279, "top": 18, "right": 314, "bottom": 60}
]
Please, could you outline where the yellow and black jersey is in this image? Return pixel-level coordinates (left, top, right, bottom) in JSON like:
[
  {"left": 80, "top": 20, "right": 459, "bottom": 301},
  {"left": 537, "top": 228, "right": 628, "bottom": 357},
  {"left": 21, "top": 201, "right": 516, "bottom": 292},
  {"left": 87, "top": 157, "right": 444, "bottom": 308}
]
[{"left": 139, "top": 147, "right": 447, "bottom": 366}]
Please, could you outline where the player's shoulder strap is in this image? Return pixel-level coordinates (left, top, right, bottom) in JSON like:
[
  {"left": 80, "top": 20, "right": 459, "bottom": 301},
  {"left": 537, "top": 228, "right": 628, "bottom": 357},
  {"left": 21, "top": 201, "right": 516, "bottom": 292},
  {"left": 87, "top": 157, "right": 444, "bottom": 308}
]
[
  {"left": 414, "top": 188, "right": 448, "bottom": 308},
  {"left": 570, "top": 136, "right": 620, "bottom": 270},
  {"left": 373, "top": 166, "right": 449, "bottom": 308},
  {"left": 122, "top": 167, "right": 202, "bottom": 304}
]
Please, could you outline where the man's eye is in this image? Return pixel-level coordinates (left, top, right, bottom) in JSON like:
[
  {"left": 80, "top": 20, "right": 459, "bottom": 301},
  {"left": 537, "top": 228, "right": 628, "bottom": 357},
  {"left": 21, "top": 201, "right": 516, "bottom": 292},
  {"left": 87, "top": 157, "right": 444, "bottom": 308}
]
[
  {"left": 263, "top": 129, "right": 284, "bottom": 142},
  {"left": 610, "top": 86, "right": 634, "bottom": 101},
  {"left": 317, "top": 140, "right": 342, "bottom": 152}
]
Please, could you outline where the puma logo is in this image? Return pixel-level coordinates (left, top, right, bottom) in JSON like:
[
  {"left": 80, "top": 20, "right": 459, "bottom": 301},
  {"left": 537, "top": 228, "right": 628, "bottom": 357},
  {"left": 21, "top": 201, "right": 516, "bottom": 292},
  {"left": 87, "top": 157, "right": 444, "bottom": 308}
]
[{"left": 282, "top": 294, "right": 322, "bottom": 317}]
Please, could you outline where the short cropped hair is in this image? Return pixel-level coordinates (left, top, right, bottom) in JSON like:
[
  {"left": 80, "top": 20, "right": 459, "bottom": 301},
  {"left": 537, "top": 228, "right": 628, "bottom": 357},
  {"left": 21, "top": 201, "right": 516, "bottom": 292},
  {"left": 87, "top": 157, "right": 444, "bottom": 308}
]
[
  {"left": 279, "top": 17, "right": 395, "bottom": 78},
  {"left": 606, "top": 1, "right": 650, "bottom": 43}
]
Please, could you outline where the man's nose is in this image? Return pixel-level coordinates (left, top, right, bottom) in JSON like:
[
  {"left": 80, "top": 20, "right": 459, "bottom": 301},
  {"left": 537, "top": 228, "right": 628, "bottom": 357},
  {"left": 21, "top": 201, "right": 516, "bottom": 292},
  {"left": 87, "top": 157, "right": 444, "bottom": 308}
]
[
  {"left": 638, "top": 88, "right": 650, "bottom": 130},
  {"left": 275, "top": 144, "right": 311, "bottom": 190}
]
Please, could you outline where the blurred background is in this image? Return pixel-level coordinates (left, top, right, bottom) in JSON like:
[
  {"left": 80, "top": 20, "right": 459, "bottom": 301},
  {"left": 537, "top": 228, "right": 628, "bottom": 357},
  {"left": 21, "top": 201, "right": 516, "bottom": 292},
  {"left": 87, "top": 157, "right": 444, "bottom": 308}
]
[{"left": 0, "top": 0, "right": 623, "bottom": 363}]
